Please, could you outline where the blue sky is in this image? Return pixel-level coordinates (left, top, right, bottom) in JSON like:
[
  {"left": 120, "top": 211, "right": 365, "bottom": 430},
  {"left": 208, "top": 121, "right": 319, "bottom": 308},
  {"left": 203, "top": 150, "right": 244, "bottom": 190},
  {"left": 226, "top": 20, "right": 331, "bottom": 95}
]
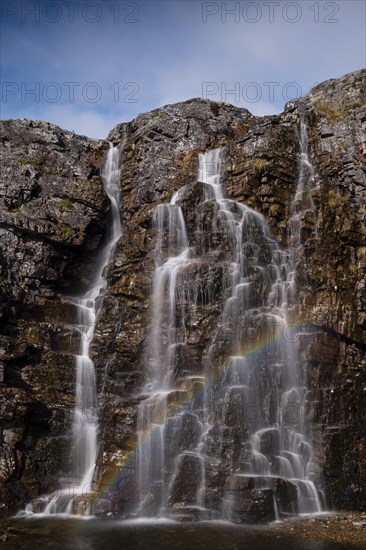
[{"left": 1, "top": 0, "right": 365, "bottom": 138}]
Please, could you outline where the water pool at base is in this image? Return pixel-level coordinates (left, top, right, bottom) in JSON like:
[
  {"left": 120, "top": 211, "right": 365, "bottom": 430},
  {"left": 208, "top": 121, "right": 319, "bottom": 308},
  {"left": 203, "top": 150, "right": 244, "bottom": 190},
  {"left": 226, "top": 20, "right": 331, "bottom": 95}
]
[{"left": 0, "top": 518, "right": 358, "bottom": 550}]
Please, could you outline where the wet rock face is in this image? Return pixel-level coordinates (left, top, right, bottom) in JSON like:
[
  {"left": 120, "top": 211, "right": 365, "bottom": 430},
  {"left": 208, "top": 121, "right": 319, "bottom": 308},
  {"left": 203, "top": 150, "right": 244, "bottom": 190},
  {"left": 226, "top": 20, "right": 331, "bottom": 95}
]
[
  {"left": 223, "top": 475, "right": 299, "bottom": 523},
  {"left": 1, "top": 70, "right": 365, "bottom": 518},
  {"left": 93, "top": 100, "right": 254, "bottom": 503},
  {"left": 0, "top": 119, "right": 109, "bottom": 514},
  {"left": 168, "top": 453, "right": 203, "bottom": 507},
  {"left": 97, "top": 73, "right": 366, "bottom": 516}
]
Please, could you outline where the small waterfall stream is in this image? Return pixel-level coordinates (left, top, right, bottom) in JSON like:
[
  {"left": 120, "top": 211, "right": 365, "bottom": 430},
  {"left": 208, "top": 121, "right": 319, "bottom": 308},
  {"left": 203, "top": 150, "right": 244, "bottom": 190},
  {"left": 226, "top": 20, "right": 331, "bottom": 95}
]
[
  {"left": 71, "top": 142, "right": 124, "bottom": 490},
  {"left": 137, "top": 189, "right": 194, "bottom": 514},
  {"left": 136, "top": 116, "right": 322, "bottom": 521},
  {"left": 289, "top": 112, "right": 319, "bottom": 268},
  {"left": 23, "top": 140, "right": 124, "bottom": 515}
]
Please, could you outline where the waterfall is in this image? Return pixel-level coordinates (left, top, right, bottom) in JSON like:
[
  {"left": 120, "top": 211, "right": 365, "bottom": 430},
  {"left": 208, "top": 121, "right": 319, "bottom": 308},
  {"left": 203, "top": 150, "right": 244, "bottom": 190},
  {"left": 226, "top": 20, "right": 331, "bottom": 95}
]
[
  {"left": 288, "top": 112, "right": 318, "bottom": 273},
  {"left": 136, "top": 124, "right": 322, "bottom": 521},
  {"left": 23, "top": 139, "right": 124, "bottom": 516},
  {"left": 137, "top": 189, "right": 194, "bottom": 514},
  {"left": 71, "top": 142, "right": 124, "bottom": 489},
  {"left": 200, "top": 147, "right": 321, "bottom": 519}
]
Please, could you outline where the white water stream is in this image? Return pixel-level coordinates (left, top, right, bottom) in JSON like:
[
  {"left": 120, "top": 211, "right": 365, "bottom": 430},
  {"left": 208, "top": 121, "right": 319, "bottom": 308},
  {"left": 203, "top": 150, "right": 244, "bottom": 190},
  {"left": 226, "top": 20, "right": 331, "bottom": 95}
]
[
  {"left": 23, "top": 140, "right": 124, "bottom": 515},
  {"left": 136, "top": 116, "right": 322, "bottom": 520}
]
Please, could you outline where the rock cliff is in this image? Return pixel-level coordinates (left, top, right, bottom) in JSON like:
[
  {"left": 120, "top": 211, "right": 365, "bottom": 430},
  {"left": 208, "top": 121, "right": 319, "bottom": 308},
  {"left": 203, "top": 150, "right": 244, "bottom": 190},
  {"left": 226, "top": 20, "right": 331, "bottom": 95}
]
[
  {"left": 0, "top": 120, "right": 109, "bottom": 513},
  {"left": 0, "top": 69, "right": 365, "bottom": 517}
]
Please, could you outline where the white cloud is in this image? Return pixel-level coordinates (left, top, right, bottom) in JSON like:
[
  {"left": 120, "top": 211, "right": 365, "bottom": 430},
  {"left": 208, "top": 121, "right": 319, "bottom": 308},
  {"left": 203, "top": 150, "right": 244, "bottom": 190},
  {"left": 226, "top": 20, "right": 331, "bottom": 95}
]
[{"left": 2, "top": 0, "right": 365, "bottom": 137}]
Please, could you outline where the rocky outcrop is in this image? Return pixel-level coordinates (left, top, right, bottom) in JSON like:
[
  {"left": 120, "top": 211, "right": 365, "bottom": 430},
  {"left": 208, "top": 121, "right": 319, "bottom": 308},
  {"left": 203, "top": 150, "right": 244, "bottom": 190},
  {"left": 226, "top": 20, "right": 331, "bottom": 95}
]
[
  {"left": 0, "top": 69, "right": 365, "bottom": 517},
  {"left": 0, "top": 120, "right": 109, "bottom": 514}
]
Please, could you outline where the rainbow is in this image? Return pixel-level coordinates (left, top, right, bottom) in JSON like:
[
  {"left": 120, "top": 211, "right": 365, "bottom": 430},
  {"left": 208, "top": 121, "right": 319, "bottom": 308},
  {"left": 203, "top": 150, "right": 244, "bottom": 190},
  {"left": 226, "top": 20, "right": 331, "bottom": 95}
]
[{"left": 87, "top": 316, "right": 315, "bottom": 511}]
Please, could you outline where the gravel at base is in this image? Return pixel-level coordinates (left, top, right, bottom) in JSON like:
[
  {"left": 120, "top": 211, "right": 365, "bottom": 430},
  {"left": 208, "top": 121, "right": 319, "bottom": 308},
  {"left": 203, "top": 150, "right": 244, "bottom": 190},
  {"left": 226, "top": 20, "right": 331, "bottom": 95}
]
[{"left": 272, "top": 513, "right": 366, "bottom": 548}]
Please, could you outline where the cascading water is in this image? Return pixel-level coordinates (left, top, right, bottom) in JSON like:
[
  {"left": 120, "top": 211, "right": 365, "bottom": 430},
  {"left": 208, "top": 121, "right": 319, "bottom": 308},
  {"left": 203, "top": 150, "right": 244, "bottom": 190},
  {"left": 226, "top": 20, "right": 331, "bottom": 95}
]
[
  {"left": 288, "top": 112, "right": 318, "bottom": 270},
  {"left": 200, "top": 147, "right": 322, "bottom": 520},
  {"left": 137, "top": 189, "right": 195, "bottom": 515},
  {"left": 23, "top": 140, "right": 124, "bottom": 516},
  {"left": 136, "top": 116, "right": 322, "bottom": 522}
]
